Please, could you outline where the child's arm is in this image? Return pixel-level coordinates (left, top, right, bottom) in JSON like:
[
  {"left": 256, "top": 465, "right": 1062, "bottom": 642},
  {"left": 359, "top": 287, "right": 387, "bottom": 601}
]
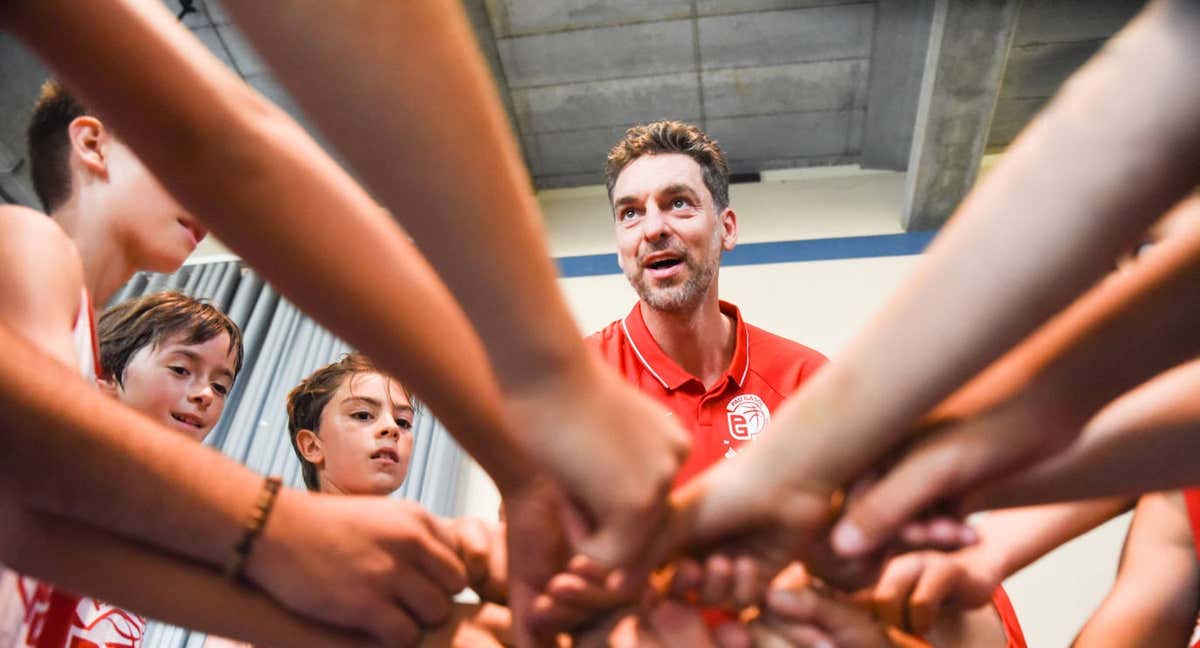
[
  {"left": 662, "top": 0, "right": 1200, "bottom": 563},
  {"left": 188, "top": 0, "right": 691, "bottom": 569},
  {"left": 667, "top": 192, "right": 1200, "bottom": 576},
  {"left": 0, "top": 501, "right": 367, "bottom": 648},
  {"left": 0, "top": 317, "right": 466, "bottom": 644},
  {"left": 837, "top": 200, "right": 1200, "bottom": 545},
  {"left": 756, "top": 565, "right": 1007, "bottom": 648},
  {"left": 2, "top": 0, "right": 689, "bottom": 573},
  {"left": 873, "top": 498, "right": 1131, "bottom": 635},
  {"left": 969, "top": 358, "right": 1200, "bottom": 509},
  {"left": 1072, "top": 491, "right": 1200, "bottom": 647}
]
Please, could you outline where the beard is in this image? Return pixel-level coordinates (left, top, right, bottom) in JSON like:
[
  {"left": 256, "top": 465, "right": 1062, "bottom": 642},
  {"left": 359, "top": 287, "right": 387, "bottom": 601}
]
[{"left": 626, "top": 241, "right": 720, "bottom": 314}]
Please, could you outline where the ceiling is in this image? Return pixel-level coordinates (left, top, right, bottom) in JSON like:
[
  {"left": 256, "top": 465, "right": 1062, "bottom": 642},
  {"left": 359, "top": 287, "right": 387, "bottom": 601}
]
[{"left": 0, "top": 0, "right": 1146, "bottom": 229}]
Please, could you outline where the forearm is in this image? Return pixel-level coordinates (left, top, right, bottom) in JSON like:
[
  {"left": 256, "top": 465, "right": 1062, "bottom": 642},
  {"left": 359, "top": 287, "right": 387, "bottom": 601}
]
[
  {"left": 974, "top": 498, "right": 1132, "bottom": 578},
  {"left": 2, "top": 0, "right": 530, "bottom": 489},
  {"left": 215, "top": 1, "right": 589, "bottom": 392},
  {"left": 0, "top": 322, "right": 264, "bottom": 571},
  {"left": 0, "top": 502, "right": 363, "bottom": 648},
  {"left": 971, "top": 359, "right": 1200, "bottom": 508},
  {"left": 757, "top": 0, "right": 1200, "bottom": 483}
]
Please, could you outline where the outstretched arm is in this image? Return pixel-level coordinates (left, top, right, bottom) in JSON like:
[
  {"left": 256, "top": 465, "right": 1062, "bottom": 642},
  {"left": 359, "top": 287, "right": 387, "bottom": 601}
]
[
  {"left": 665, "top": 0, "right": 1200, "bottom": 565},
  {"left": 0, "top": 501, "right": 367, "bottom": 648},
  {"left": 1072, "top": 491, "right": 1200, "bottom": 647}
]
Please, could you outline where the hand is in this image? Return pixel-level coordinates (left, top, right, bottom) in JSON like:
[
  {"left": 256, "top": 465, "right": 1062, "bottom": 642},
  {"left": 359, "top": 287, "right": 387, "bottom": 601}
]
[
  {"left": 247, "top": 491, "right": 467, "bottom": 647},
  {"left": 441, "top": 516, "right": 508, "bottom": 603},
  {"left": 504, "top": 359, "right": 690, "bottom": 583},
  {"left": 573, "top": 600, "right": 722, "bottom": 648},
  {"left": 419, "top": 603, "right": 514, "bottom": 648},
  {"left": 872, "top": 548, "right": 1004, "bottom": 636},
  {"left": 831, "top": 390, "right": 1070, "bottom": 558},
  {"left": 661, "top": 442, "right": 879, "bottom": 594},
  {"left": 750, "top": 565, "right": 911, "bottom": 648}
]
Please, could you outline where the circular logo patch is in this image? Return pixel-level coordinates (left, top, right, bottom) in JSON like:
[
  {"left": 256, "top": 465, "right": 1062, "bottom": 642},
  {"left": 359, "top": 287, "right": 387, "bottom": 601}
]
[{"left": 726, "top": 394, "right": 771, "bottom": 441}]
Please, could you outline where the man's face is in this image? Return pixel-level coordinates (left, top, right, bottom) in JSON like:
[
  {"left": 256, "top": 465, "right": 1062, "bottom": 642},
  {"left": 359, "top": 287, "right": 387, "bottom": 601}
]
[
  {"left": 308, "top": 372, "right": 415, "bottom": 496},
  {"left": 611, "top": 153, "right": 736, "bottom": 313},
  {"left": 105, "top": 331, "right": 237, "bottom": 442}
]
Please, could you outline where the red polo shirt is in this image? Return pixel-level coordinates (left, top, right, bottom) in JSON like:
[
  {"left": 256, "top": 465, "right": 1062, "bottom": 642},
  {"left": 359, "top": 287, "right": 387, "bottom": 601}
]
[
  {"left": 585, "top": 300, "right": 827, "bottom": 486},
  {"left": 587, "top": 300, "right": 1027, "bottom": 646}
]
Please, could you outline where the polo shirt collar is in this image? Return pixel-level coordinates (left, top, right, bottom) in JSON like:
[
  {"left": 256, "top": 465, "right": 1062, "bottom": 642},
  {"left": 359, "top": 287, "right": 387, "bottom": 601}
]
[{"left": 620, "top": 300, "right": 751, "bottom": 391}]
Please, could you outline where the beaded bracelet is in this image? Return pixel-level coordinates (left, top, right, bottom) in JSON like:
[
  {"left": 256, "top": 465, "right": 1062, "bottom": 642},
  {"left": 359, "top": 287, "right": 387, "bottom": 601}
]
[{"left": 225, "top": 475, "right": 283, "bottom": 581}]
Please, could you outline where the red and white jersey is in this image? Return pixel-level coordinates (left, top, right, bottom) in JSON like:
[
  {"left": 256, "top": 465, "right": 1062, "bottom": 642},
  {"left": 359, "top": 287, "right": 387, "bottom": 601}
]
[
  {"left": 586, "top": 300, "right": 828, "bottom": 485},
  {"left": 1182, "top": 488, "right": 1200, "bottom": 648},
  {"left": 0, "top": 289, "right": 146, "bottom": 648}
]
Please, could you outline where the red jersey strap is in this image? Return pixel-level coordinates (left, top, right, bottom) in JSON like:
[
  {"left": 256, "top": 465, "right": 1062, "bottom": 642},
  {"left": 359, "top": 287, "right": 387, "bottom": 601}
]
[
  {"left": 1182, "top": 488, "right": 1200, "bottom": 564},
  {"left": 991, "top": 586, "right": 1028, "bottom": 648}
]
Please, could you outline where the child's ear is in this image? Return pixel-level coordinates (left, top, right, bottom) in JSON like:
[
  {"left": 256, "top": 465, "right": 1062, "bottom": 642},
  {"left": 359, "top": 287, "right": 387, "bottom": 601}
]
[
  {"left": 68, "top": 116, "right": 109, "bottom": 177},
  {"left": 295, "top": 429, "right": 324, "bottom": 466},
  {"left": 96, "top": 374, "right": 120, "bottom": 399}
]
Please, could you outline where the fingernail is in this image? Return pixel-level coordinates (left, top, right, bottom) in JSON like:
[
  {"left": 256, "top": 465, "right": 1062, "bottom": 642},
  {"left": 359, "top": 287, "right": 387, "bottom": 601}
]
[{"left": 832, "top": 521, "right": 866, "bottom": 556}]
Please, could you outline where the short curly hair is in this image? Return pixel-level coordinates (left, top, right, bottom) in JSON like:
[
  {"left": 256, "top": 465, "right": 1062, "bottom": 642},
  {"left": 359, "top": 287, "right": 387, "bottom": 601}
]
[{"left": 604, "top": 120, "right": 731, "bottom": 211}]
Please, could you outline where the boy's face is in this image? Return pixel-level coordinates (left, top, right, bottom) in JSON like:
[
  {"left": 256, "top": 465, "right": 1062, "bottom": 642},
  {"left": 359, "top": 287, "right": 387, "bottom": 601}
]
[
  {"left": 86, "top": 134, "right": 207, "bottom": 273},
  {"left": 101, "top": 330, "right": 237, "bottom": 442},
  {"left": 304, "top": 372, "right": 415, "bottom": 496},
  {"left": 72, "top": 120, "right": 206, "bottom": 271}
]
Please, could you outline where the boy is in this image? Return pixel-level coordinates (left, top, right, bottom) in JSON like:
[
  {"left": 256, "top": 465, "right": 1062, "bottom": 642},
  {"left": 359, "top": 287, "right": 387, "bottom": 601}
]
[
  {"left": 97, "top": 291, "right": 244, "bottom": 443},
  {"left": 285, "top": 354, "right": 513, "bottom": 647},
  {"left": 1, "top": 290, "right": 243, "bottom": 646},
  {"left": 0, "top": 72, "right": 466, "bottom": 644}
]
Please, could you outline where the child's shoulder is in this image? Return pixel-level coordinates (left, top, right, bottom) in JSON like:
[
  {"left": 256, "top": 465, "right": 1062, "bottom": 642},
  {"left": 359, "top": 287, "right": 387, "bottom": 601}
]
[
  {"left": 0, "top": 205, "right": 79, "bottom": 256},
  {"left": 0, "top": 205, "right": 85, "bottom": 334}
]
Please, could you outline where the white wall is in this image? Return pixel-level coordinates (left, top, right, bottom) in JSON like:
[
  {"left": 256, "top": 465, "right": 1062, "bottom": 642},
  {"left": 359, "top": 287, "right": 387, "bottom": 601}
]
[{"left": 457, "top": 166, "right": 1131, "bottom": 647}]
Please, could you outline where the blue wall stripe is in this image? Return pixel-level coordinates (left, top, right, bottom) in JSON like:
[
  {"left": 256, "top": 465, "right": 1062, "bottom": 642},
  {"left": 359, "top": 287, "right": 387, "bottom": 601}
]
[{"left": 555, "top": 231, "right": 937, "bottom": 278}]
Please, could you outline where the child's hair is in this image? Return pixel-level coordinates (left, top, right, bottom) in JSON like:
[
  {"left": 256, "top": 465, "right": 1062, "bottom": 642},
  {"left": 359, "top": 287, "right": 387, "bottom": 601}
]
[
  {"left": 98, "top": 291, "right": 245, "bottom": 386},
  {"left": 27, "top": 80, "right": 90, "bottom": 213},
  {"left": 286, "top": 353, "right": 413, "bottom": 491}
]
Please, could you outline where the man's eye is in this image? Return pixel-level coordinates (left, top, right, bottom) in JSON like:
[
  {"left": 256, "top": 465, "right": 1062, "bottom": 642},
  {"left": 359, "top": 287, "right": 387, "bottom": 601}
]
[
  {"left": 351, "top": 411, "right": 372, "bottom": 420},
  {"left": 620, "top": 208, "right": 637, "bottom": 221},
  {"left": 672, "top": 198, "right": 687, "bottom": 209}
]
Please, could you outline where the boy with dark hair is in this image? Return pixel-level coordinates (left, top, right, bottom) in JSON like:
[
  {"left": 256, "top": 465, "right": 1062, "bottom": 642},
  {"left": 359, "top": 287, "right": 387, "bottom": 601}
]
[
  {"left": 0, "top": 65, "right": 466, "bottom": 644},
  {"left": 1, "top": 290, "right": 246, "bottom": 646}
]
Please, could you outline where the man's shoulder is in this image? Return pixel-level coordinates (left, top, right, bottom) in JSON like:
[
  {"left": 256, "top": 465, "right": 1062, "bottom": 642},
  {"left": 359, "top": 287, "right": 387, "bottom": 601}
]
[
  {"left": 745, "top": 321, "right": 828, "bottom": 364},
  {"left": 583, "top": 318, "right": 625, "bottom": 354},
  {"left": 743, "top": 320, "right": 828, "bottom": 392}
]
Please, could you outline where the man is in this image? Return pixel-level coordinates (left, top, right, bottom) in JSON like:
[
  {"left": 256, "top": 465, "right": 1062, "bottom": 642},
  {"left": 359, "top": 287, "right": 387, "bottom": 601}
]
[{"left": 588, "top": 120, "right": 827, "bottom": 484}]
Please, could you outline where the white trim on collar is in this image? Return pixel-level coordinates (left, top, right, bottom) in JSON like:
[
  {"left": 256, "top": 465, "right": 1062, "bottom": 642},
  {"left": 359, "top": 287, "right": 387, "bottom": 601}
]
[{"left": 621, "top": 317, "right": 670, "bottom": 389}]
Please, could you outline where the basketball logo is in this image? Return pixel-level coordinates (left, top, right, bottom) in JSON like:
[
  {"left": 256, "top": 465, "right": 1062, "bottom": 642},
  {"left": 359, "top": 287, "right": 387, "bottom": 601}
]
[{"left": 726, "top": 394, "right": 771, "bottom": 441}]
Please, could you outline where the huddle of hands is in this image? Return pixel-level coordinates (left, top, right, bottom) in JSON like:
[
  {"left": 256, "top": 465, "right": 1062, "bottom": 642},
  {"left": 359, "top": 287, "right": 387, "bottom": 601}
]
[
  {"left": 480, "top": 370, "right": 1012, "bottom": 647},
  {"left": 243, "top": 366, "right": 1040, "bottom": 647}
]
